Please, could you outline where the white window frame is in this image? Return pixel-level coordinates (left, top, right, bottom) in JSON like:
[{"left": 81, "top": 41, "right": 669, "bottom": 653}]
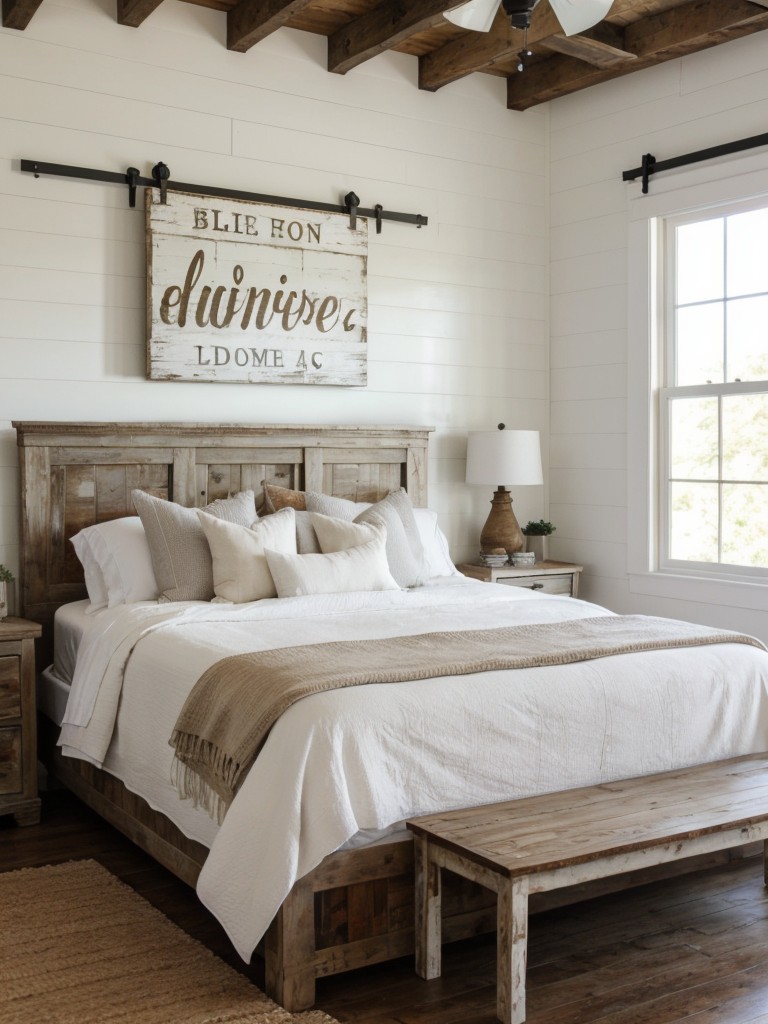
[{"left": 627, "top": 153, "right": 768, "bottom": 612}]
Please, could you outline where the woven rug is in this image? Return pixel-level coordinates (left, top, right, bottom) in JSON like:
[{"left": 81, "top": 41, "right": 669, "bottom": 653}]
[{"left": 0, "top": 859, "right": 339, "bottom": 1024}]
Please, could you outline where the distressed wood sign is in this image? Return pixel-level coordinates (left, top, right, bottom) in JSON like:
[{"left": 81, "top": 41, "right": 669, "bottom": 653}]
[{"left": 146, "top": 190, "right": 368, "bottom": 385}]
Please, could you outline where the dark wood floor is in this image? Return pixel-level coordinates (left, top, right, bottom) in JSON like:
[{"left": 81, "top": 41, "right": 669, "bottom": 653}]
[{"left": 2, "top": 791, "right": 768, "bottom": 1024}]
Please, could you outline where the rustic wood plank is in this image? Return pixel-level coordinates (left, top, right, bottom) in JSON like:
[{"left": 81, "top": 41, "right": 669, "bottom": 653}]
[
  {"left": 228, "top": 0, "right": 315, "bottom": 53},
  {"left": 0, "top": 727, "right": 22, "bottom": 795},
  {"left": 328, "top": 0, "right": 466, "bottom": 75},
  {"left": 265, "top": 875, "right": 316, "bottom": 1010},
  {"left": 508, "top": 0, "right": 768, "bottom": 110},
  {"left": 1, "top": 0, "right": 44, "bottom": 30},
  {"left": 0, "top": 656, "right": 20, "bottom": 720},
  {"left": 410, "top": 754, "right": 768, "bottom": 1024},
  {"left": 116, "top": 0, "right": 165, "bottom": 28},
  {"left": 541, "top": 31, "right": 637, "bottom": 67},
  {"left": 497, "top": 876, "right": 528, "bottom": 1024},
  {"left": 414, "top": 835, "right": 442, "bottom": 981}
]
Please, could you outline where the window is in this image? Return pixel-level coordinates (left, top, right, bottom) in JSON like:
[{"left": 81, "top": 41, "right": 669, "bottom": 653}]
[{"left": 660, "top": 201, "right": 768, "bottom": 578}]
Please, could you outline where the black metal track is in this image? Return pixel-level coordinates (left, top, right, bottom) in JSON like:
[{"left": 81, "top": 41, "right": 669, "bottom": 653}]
[
  {"left": 623, "top": 131, "right": 768, "bottom": 194},
  {"left": 19, "top": 159, "right": 428, "bottom": 230}
]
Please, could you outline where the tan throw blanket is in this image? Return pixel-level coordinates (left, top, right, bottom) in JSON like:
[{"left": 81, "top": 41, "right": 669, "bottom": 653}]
[{"left": 170, "top": 614, "right": 765, "bottom": 820}]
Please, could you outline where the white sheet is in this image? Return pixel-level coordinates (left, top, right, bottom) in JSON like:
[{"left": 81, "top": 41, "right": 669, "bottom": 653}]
[
  {"left": 52, "top": 599, "right": 92, "bottom": 686},
  {"left": 57, "top": 579, "right": 768, "bottom": 963}
]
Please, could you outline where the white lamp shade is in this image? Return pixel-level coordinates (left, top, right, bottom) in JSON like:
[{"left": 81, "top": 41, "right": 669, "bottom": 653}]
[{"left": 465, "top": 429, "right": 543, "bottom": 486}]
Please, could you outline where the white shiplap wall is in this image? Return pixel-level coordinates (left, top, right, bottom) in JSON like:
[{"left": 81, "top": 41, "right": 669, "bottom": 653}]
[
  {"left": 0, "top": 0, "right": 550, "bottom": 587},
  {"left": 549, "top": 33, "right": 768, "bottom": 639}
]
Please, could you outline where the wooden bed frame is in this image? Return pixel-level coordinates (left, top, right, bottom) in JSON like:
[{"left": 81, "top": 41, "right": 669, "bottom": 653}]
[
  {"left": 14, "top": 420, "right": 745, "bottom": 1013},
  {"left": 15, "top": 420, "right": 456, "bottom": 1010}
]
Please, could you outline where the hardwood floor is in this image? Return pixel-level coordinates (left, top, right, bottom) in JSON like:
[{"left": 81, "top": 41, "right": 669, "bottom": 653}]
[{"left": 2, "top": 791, "right": 768, "bottom": 1024}]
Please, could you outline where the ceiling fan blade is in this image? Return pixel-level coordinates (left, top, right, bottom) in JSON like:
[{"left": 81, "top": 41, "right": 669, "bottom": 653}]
[
  {"left": 443, "top": 0, "right": 500, "bottom": 33},
  {"left": 549, "top": 0, "right": 614, "bottom": 36}
]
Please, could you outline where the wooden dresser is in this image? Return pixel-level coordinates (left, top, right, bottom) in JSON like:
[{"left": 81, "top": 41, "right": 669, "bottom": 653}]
[{"left": 0, "top": 617, "right": 42, "bottom": 826}]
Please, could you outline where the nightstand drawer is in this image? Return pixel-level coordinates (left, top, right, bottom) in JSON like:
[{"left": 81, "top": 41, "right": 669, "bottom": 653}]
[
  {"left": 0, "top": 726, "right": 22, "bottom": 795},
  {"left": 497, "top": 574, "right": 573, "bottom": 596},
  {"left": 0, "top": 655, "right": 21, "bottom": 720}
]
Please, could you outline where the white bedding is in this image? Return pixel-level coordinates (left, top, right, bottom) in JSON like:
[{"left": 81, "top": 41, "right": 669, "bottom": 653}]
[{"left": 56, "top": 578, "right": 768, "bottom": 963}]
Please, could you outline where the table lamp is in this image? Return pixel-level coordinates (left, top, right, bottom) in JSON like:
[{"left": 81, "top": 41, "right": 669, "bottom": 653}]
[{"left": 465, "top": 424, "right": 543, "bottom": 558}]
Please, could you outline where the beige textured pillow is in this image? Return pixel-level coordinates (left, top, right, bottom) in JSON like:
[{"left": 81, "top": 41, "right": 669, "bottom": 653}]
[
  {"left": 131, "top": 489, "right": 257, "bottom": 602},
  {"left": 197, "top": 507, "right": 296, "bottom": 603},
  {"left": 265, "top": 528, "right": 399, "bottom": 598},
  {"left": 310, "top": 512, "right": 380, "bottom": 553},
  {"left": 261, "top": 483, "right": 306, "bottom": 514},
  {"left": 305, "top": 488, "right": 426, "bottom": 588}
]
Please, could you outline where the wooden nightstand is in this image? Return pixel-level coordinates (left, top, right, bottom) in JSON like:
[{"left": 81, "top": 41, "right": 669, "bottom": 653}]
[
  {"left": 0, "top": 617, "right": 42, "bottom": 826},
  {"left": 457, "top": 561, "right": 583, "bottom": 598}
]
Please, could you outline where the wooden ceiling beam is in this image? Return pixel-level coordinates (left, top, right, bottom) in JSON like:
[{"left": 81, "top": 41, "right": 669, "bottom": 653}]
[
  {"left": 540, "top": 23, "right": 636, "bottom": 69},
  {"left": 419, "top": 8, "right": 518, "bottom": 91},
  {"left": 508, "top": 0, "right": 768, "bottom": 110},
  {"left": 419, "top": 0, "right": 645, "bottom": 92},
  {"left": 2, "top": 0, "right": 44, "bottom": 30},
  {"left": 328, "top": 0, "right": 467, "bottom": 75},
  {"left": 117, "top": 0, "right": 165, "bottom": 28},
  {"left": 228, "top": 0, "right": 315, "bottom": 54},
  {"left": 328, "top": 0, "right": 469, "bottom": 76}
]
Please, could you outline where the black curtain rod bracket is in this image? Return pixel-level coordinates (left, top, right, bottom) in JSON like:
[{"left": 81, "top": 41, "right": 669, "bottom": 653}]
[
  {"left": 20, "top": 159, "right": 428, "bottom": 231},
  {"left": 624, "top": 130, "right": 768, "bottom": 194}
]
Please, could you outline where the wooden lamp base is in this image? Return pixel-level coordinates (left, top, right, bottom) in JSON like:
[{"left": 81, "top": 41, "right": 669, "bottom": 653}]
[{"left": 479, "top": 487, "right": 524, "bottom": 556}]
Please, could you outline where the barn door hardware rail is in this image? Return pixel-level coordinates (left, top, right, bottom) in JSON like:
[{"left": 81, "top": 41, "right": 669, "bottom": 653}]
[
  {"left": 20, "top": 159, "right": 428, "bottom": 233},
  {"left": 623, "top": 130, "right": 768, "bottom": 194}
]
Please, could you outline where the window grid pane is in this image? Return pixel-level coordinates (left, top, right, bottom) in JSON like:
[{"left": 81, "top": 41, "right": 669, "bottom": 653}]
[{"left": 664, "top": 201, "right": 768, "bottom": 575}]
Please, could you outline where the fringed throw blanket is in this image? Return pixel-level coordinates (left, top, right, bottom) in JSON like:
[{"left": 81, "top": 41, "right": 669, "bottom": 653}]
[{"left": 170, "top": 614, "right": 764, "bottom": 820}]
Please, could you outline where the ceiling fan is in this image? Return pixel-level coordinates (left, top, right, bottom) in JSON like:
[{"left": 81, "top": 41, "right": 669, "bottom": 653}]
[{"left": 445, "top": 0, "right": 615, "bottom": 37}]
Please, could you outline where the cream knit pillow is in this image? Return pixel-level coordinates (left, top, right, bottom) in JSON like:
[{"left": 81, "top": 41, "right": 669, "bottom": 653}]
[{"left": 196, "top": 507, "right": 296, "bottom": 603}]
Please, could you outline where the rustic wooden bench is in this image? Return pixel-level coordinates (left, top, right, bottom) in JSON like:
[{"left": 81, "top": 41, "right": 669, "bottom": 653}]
[{"left": 406, "top": 753, "right": 768, "bottom": 1024}]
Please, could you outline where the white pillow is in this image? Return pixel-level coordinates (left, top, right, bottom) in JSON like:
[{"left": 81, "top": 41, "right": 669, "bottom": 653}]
[
  {"left": 307, "top": 489, "right": 426, "bottom": 588},
  {"left": 412, "top": 509, "right": 460, "bottom": 577},
  {"left": 70, "top": 517, "right": 158, "bottom": 609},
  {"left": 265, "top": 528, "right": 399, "bottom": 598},
  {"left": 196, "top": 507, "right": 296, "bottom": 603},
  {"left": 300, "top": 491, "right": 456, "bottom": 579}
]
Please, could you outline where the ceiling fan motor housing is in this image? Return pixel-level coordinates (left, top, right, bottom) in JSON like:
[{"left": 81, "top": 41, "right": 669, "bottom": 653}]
[{"left": 502, "top": 0, "right": 542, "bottom": 29}]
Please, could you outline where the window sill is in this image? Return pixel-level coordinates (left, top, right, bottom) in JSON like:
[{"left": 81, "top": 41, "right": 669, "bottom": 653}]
[{"left": 628, "top": 570, "right": 768, "bottom": 612}]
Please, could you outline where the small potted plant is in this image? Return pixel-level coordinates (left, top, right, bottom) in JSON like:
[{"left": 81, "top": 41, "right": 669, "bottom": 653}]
[
  {"left": 0, "top": 565, "right": 14, "bottom": 621},
  {"left": 522, "top": 520, "right": 555, "bottom": 563}
]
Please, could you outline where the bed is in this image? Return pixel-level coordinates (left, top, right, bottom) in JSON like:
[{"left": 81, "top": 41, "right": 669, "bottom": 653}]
[{"left": 15, "top": 420, "right": 768, "bottom": 1012}]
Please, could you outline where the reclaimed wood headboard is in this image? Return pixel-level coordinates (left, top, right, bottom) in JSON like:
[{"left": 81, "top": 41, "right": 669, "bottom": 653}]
[{"left": 13, "top": 421, "right": 432, "bottom": 661}]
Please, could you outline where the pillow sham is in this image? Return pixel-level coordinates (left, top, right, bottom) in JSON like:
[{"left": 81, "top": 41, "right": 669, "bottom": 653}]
[
  {"left": 196, "top": 507, "right": 296, "bottom": 603},
  {"left": 260, "top": 483, "right": 306, "bottom": 514},
  {"left": 70, "top": 516, "right": 158, "bottom": 609},
  {"left": 310, "top": 512, "right": 381, "bottom": 554},
  {"left": 265, "top": 527, "right": 399, "bottom": 598},
  {"left": 132, "top": 489, "right": 257, "bottom": 602},
  {"left": 303, "top": 492, "right": 370, "bottom": 520},
  {"left": 412, "top": 509, "right": 459, "bottom": 577},
  {"left": 202, "top": 489, "right": 258, "bottom": 525},
  {"left": 295, "top": 510, "right": 321, "bottom": 554},
  {"left": 306, "top": 488, "right": 426, "bottom": 588},
  {"left": 354, "top": 489, "right": 426, "bottom": 588}
]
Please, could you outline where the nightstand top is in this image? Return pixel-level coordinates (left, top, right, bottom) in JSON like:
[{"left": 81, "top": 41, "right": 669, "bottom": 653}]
[
  {"left": 457, "top": 560, "right": 583, "bottom": 576},
  {"left": 0, "top": 617, "right": 43, "bottom": 640}
]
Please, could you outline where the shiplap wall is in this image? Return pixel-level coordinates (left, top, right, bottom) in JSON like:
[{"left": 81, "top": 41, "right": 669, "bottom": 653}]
[
  {"left": 549, "top": 32, "right": 768, "bottom": 639},
  {"left": 0, "top": 0, "right": 550, "bottom": 589}
]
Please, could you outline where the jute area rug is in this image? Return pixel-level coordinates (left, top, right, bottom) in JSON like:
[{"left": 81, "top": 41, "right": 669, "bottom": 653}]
[{"left": 0, "top": 859, "right": 340, "bottom": 1024}]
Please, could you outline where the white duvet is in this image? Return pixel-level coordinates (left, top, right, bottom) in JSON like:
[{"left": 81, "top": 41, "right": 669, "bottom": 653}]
[{"left": 58, "top": 578, "right": 768, "bottom": 962}]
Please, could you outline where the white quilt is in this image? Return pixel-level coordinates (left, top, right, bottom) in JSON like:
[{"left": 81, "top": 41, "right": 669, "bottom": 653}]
[{"left": 58, "top": 578, "right": 768, "bottom": 962}]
